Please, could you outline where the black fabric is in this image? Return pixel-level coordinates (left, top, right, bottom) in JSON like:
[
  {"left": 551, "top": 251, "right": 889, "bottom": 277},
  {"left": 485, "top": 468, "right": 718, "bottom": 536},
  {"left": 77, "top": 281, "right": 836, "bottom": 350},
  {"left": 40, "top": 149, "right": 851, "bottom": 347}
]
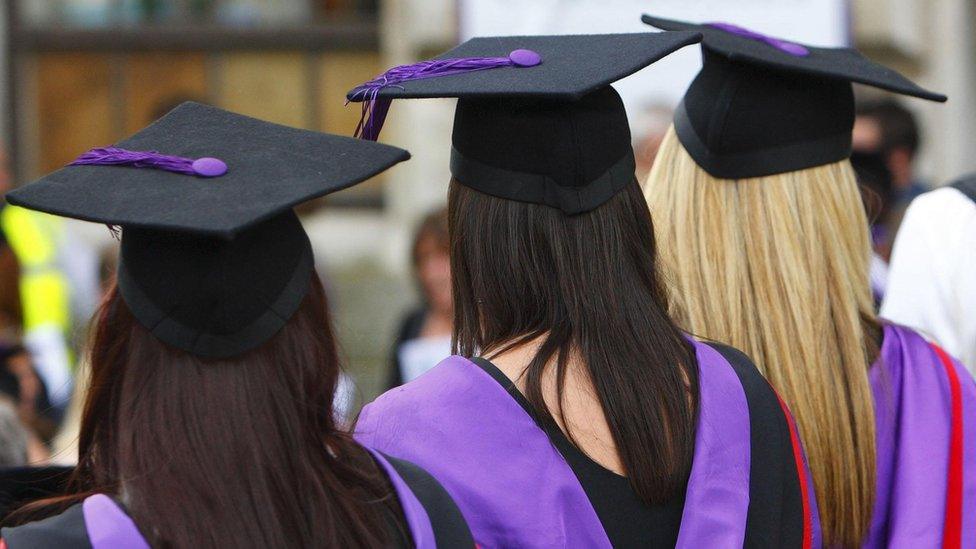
[
  {"left": 0, "top": 500, "right": 90, "bottom": 549},
  {"left": 347, "top": 33, "right": 700, "bottom": 213},
  {"left": 388, "top": 307, "right": 427, "bottom": 390},
  {"left": 116, "top": 211, "right": 313, "bottom": 358},
  {"left": 449, "top": 86, "right": 635, "bottom": 215},
  {"left": 642, "top": 15, "right": 946, "bottom": 179},
  {"left": 449, "top": 90, "right": 637, "bottom": 213},
  {"left": 382, "top": 453, "right": 476, "bottom": 548},
  {"left": 949, "top": 173, "right": 976, "bottom": 204},
  {"left": 644, "top": 16, "right": 944, "bottom": 100},
  {"left": 6, "top": 102, "right": 411, "bottom": 237},
  {"left": 704, "top": 343, "right": 805, "bottom": 548},
  {"left": 347, "top": 33, "right": 702, "bottom": 102},
  {"left": 469, "top": 357, "right": 684, "bottom": 549},
  {"left": 0, "top": 466, "right": 72, "bottom": 523},
  {"left": 6, "top": 102, "right": 410, "bottom": 358}
]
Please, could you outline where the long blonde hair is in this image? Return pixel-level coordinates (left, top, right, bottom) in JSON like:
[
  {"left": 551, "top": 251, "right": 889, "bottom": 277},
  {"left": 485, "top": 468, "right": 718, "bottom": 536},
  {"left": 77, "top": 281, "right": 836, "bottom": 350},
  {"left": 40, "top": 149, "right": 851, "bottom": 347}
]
[{"left": 644, "top": 127, "right": 879, "bottom": 547}]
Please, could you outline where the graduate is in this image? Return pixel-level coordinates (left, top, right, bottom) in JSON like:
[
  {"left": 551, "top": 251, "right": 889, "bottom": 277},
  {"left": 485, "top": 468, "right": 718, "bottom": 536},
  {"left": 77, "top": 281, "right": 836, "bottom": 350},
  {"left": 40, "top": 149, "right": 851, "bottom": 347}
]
[
  {"left": 640, "top": 17, "right": 975, "bottom": 548},
  {"left": 0, "top": 103, "right": 473, "bottom": 548},
  {"left": 349, "top": 33, "right": 820, "bottom": 548},
  {"left": 882, "top": 173, "right": 976, "bottom": 374}
]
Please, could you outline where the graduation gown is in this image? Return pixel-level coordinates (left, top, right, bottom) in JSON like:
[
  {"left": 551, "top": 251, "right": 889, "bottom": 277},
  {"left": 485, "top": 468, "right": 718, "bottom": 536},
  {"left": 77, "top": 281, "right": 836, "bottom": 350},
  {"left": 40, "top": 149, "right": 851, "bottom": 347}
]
[
  {"left": 0, "top": 448, "right": 472, "bottom": 549},
  {"left": 866, "top": 323, "right": 976, "bottom": 547},
  {"left": 356, "top": 338, "right": 821, "bottom": 548}
]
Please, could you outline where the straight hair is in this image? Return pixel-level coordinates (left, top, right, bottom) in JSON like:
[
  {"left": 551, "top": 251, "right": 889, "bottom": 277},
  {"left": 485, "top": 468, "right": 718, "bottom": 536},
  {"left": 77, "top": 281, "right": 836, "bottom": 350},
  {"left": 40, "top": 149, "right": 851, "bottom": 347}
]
[
  {"left": 448, "top": 178, "right": 699, "bottom": 504},
  {"left": 644, "top": 127, "right": 879, "bottom": 547},
  {"left": 5, "top": 274, "right": 403, "bottom": 548}
]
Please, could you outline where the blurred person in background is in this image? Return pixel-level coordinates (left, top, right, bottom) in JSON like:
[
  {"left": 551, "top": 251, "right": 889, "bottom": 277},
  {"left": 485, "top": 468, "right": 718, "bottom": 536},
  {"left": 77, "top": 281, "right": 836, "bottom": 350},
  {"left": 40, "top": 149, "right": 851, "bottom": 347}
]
[
  {"left": 0, "top": 166, "right": 61, "bottom": 443},
  {"left": 853, "top": 99, "right": 929, "bottom": 205},
  {"left": 0, "top": 394, "right": 65, "bottom": 524},
  {"left": 0, "top": 345, "right": 55, "bottom": 450},
  {"left": 0, "top": 145, "right": 100, "bottom": 418},
  {"left": 851, "top": 99, "right": 928, "bottom": 268},
  {"left": 849, "top": 150, "right": 895, "bottom": 301},
  {"left": 0, "top": 103, "right": 472, "bottom": 548},
  {"left": 387, "top": 208, "right": 452, "bottom": 389},
  {"left": 883, "top": 172, "right": 976, "bottom": 375}
]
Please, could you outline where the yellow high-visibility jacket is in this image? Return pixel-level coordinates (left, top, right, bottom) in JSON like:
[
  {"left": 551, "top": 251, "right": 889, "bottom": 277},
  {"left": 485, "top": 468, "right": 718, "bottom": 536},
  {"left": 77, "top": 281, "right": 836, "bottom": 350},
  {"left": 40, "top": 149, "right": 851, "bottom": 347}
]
[{"left": 0, "top": 204, "right": 73, "bottom": 407}]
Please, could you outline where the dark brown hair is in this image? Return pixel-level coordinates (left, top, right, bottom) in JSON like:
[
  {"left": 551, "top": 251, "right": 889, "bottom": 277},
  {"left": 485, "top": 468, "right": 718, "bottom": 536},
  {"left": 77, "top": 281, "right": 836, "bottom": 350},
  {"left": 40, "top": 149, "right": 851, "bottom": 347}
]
[
  {"left": 449, "top": 178, "right": 699, "bottom": 504},
  {"left": 6, "top": 274, "right": 403, "bottom": 547}
]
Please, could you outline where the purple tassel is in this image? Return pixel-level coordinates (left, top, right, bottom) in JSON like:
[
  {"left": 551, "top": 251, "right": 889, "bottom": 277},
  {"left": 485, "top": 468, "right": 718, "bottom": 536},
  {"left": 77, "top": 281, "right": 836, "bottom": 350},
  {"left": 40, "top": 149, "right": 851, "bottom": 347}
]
[
  {"left": 708, "top": 23, "right": 810, "bottom": 57},
  {"left": 348, "top": 49, "right": 542, "bottom": 141},
  {"left": 70, "top": 147, "right": 228, "bottom": 177}
]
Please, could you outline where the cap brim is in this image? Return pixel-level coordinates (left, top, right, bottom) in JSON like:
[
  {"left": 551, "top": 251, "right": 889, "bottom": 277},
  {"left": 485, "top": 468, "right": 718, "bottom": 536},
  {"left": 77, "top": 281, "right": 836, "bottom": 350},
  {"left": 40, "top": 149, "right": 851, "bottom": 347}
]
[
  {"left": 6, "top": 102, "right": 411, "bottom": 238},
  {"left": 347, "top": 31, "right": 703, "bottom": 102},
  {"left": 642, "top": 15, "right": 947, "bottom": 102}
]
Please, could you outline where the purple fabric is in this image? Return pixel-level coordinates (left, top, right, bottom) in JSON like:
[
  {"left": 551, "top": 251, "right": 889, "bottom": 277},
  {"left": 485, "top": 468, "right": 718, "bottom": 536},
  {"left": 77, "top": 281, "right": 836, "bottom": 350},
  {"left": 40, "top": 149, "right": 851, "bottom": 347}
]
[
  {"left": 348, "top": 53, "right": 536, "bottom": 141},
  {"left": 365, "top": 447, "right": 438, "bottom": 548},
  {"left": 866, "top": 323, "right": 976, "bottom": 547},
  {"left": 355, "top": 339, "right": 757, "bottom": 547},
  {"left": 799, "top": 424, "right": 823, "bottom": 549},
  {"left": 70, "top": 147, "right": 227, "bottom": 177},
  {"left": 82, "top": 494, "right": 149, "bottom": 549},
  {"left": 357, "top": 355, "right": 611, "bottom": 547},
  {"left": 708, "top": 22, "right": 810, "bottom": 57},
  {"left": 79, "top": 459, "right": 437, "bottom": 549},
  {"left": 675, "top": 341, "right": 751, "bottom": 547}
]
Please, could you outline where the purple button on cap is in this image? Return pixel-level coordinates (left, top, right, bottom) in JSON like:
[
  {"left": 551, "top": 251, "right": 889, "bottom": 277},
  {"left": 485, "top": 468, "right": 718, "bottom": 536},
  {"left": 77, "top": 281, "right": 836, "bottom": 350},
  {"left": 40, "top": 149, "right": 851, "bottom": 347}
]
[
  {"left": 192, "top": 157, "right": 227, "bottom": 178},
  {"left": 509, "top": 49, "right": 542, "bottom": 67},
  {"left": 774, "top": 41, "right": 810, "bottom": 57}
]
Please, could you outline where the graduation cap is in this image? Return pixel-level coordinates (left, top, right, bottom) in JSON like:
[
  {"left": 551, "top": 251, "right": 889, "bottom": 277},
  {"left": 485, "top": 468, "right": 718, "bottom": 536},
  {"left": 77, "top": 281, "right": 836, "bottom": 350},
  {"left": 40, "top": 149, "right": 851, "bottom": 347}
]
[
  {"left": 346, "top": 32, "right": 702, "bottom": 214},
  {"left": 5, "top": 102, "right": 410, "bottom": 358},
  {"left": 641, "top": 16, "right": 947, "bottom": 179}
]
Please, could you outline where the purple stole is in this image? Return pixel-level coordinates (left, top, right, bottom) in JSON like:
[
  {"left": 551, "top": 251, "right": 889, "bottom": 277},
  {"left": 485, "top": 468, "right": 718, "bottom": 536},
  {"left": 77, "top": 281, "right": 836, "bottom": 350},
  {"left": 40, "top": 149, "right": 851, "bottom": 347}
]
[
  {"left": 356, "top": 339, "right": 820, "bottom": 547},
  {"left": 72, "top": 450, "right": 437, "bottom": 549},
  {"left": 867, "top": 323, "right": 976, "bottom": 548}
]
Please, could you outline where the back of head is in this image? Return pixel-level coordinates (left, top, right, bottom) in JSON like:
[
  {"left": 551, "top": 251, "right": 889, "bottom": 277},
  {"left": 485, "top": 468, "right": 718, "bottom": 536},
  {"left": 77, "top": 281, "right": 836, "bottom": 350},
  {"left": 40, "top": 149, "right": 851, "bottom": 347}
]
[
  {"left": 0, "top": 104, "right": 415, "bottom": 546},
  {"left": 644, "top": 127, "right": 879, "bottom": 546},
  {"left": 12, "top": 275, "right": 396, "bottom": 548},
  {"left": 449, "top": 177, "right": 699, "bottom": 505}
]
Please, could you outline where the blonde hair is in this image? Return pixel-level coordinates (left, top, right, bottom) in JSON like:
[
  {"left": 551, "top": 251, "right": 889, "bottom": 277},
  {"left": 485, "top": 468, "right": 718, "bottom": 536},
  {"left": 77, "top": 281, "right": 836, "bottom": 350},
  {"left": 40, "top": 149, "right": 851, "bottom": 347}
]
[{"left": 644, "top": 127, "right": 878, "bottom": 547}]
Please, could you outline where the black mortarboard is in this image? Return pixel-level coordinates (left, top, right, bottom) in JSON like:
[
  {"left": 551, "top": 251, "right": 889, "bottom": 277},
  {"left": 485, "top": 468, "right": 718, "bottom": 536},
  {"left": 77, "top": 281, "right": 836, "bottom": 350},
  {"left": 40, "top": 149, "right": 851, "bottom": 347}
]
[
  {"left": 6, "top": 102, "right": 410, "bottom": 358},
  {"left": 346, "top": 32, "right": 702, "bottom": 214},
  {"left": 642, "top": 16, "right": 947, "bottom": 179}
]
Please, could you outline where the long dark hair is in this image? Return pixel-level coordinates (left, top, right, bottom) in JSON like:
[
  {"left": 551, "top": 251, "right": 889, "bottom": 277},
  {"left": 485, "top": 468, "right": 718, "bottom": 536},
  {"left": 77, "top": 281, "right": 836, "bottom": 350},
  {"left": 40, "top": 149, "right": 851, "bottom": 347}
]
[
  {"left": 6, "top": 275, "right": 402, "bottom": 547},
  {"left": 449, "top": 178, "right": 699, "bottom": 504}
]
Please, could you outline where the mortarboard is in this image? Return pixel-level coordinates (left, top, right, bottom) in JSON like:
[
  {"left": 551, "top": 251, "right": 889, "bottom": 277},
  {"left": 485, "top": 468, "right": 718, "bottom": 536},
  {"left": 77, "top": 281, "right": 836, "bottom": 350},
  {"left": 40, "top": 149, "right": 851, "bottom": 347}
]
[
  {"left": 346, "top": 32, "right": 702, "bottom": 214},
  {"left": 6, "top": 102, "right": 410, "bottom": 358},
  {"left": 641, "top": 16, "right": 947, "bottom": 179}
]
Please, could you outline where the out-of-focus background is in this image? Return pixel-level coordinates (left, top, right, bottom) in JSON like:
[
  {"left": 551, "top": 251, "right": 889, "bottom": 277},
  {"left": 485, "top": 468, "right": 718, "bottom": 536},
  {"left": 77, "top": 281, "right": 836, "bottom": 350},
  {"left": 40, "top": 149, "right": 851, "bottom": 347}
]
[{"left": 0, "top": 0, "right": 973, "bottom": 447}]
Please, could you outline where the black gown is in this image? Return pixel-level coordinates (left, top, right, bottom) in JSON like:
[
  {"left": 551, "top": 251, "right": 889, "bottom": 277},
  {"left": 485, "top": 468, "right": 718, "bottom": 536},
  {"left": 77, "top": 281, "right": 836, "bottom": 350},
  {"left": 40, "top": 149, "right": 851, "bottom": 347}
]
[{"left": 0, "top": 451, "right": 473, "bottom": 548}]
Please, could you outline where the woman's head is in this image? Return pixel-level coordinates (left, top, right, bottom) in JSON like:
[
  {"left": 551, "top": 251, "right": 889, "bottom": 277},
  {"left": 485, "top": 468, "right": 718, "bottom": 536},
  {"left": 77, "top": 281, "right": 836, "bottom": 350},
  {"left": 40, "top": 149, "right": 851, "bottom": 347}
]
[
  {"left": 13, "top": 273, "right": 396, "bottom": 548},
  {"left": 448, "top": 177, "right": 698, "bottom": 505},
  {"left": 411, "top": 208, "right": 452, "bottom": 315},
  {"left": 644, "top": 126, "right": 878, "bottom": 547}
]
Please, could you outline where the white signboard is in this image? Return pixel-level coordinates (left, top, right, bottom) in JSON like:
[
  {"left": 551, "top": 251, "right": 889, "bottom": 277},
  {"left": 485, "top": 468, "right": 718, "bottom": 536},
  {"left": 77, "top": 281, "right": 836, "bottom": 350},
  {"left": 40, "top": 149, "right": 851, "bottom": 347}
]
[{"left": 459, "top": 0, "right": 849, "bottom": 117}]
